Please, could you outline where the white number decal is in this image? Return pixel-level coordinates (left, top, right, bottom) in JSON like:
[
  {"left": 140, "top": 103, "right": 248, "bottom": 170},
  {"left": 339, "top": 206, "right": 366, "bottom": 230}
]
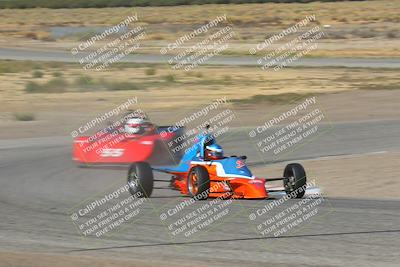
[{"left": 100, "top": 148, "right": 124, "bottom": 157}]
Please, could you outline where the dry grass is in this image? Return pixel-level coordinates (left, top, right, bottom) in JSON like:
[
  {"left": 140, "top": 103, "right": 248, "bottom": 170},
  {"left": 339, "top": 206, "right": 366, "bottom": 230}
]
[
  {"left": 0, "top": 1, "right": 399, "bottom": 58},
  {"left": 0, "top": 1, "right": 398, "bottom": 28},
  {"left": 13, "top": 112, "right": 35, "bottom": 121},
  {"left": 1, "top": 60, "right": 400, "bottom": 114}
]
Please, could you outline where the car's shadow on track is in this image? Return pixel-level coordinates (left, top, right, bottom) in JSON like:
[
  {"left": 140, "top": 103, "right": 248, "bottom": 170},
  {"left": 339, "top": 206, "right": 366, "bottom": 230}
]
[{"left": 69, "top": 229, "right": 400, "bottom": 252}]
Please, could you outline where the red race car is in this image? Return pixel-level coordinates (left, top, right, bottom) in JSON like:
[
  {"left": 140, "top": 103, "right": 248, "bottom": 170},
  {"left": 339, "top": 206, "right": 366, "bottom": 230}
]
[{"left": 73, "top": 115, "right": 183, "bottom": 166}]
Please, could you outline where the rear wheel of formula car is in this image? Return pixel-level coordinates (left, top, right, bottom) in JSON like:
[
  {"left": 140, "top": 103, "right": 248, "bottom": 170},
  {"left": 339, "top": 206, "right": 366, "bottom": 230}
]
[
  {"left": 283, "top": 163, "right": 306, "bottom": 198},
  {"left": 187, "top": 166, "right": 210, "bottom": 200},
  {"left": 127, "top": 162, "right": 154, "bottom": 198}
]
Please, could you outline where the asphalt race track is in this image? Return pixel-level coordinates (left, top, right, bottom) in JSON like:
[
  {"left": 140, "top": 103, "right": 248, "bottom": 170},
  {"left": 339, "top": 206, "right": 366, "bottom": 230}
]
[
  {"left": 1, "top": 47, "right": 400, "bottom": 68},
  {"left": 1, "top": 120, "right": 399, "bottom": 266}
]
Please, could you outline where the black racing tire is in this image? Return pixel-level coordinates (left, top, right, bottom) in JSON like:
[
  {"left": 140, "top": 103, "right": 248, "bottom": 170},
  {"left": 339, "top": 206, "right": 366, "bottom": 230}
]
[
  {"left": 283, "top": 163, "right": 307, "bottom": 199},
  {"left": 187, "top": 166, "right": 210, "bottom": 200},
  {"left": 127, "top": 162, "right": 154, "bottom": 198}
]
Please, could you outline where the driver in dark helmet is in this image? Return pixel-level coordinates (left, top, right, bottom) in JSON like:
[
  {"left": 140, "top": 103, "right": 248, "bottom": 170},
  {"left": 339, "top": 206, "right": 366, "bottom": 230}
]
[{"left": 204, "top": 143, "right": 224, "bottom": 160}]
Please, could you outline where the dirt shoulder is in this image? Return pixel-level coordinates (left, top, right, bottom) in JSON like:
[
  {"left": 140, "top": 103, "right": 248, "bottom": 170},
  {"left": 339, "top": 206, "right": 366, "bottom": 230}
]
[
  {"left": 1, "top": 89, "right": 400, "bottom": 139},
  {"left": 253, "top": 152, "right": 400, "bottom": 200},
  {"left": 0, "top": 250, "right": 210, "bottom": 267}
]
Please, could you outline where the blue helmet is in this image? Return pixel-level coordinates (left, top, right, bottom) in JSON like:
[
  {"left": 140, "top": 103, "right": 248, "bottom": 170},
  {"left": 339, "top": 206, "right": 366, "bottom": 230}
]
[{"left": 205, "top": 144, "right": 224, "bottom": 160}]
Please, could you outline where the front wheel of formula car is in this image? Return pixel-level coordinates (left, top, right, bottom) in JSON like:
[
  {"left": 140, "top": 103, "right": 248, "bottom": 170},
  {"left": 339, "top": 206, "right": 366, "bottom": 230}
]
[
  {"left": 187, "top": 166, "right": 210, "bottom": 200},
  {"left": 283, "top": 163, "right": 307, "bottom": 198},
  {"left": 127, "top": 162, "right": 154, "bottom": 198}
]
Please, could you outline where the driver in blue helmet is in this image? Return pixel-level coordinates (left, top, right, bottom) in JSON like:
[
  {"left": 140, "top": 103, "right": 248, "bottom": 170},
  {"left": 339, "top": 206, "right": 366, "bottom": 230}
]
[{"left": 205, "top": 143, "right": 224, "bottom": 160}]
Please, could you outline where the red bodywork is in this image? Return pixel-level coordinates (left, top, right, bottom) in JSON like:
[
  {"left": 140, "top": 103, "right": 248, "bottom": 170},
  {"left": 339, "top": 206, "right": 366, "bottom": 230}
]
[
  {"left": 73, "top": 131, "right": 177, "bottom": 164},
  {"left": 170, "top": 163, "right": 269, "bottom": 199}
]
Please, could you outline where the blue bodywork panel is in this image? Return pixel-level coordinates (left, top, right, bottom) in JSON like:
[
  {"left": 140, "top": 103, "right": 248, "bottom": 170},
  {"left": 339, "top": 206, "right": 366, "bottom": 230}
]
[
  {"left": 153, "top": 133, "right": 213, "bottom": 173},
  {"left": 212, "top": 157, "right": 253, "bottom": 178},
  {"left": 153, "top": 132, "right": 253, "bottom": 178}
]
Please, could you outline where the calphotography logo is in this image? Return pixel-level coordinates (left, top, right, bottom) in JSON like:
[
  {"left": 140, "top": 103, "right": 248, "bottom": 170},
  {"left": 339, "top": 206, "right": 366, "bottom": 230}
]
[
  {"left": 71, "top": 13, "right": 146, "bottom": 71},
  {"left": 248, "top": 180, "right": 329, "bottom": 238},
  {"left": 69, "top": 184, "right": 147, "bottom": 238},
  {"left": 160, "top": 14, "right": 236, "bottom": 71},
  {"left": 70, "top": 97, "right": 139, "bottom": 137},
  {"left": 248, "top": 96, "right": 333, "bottom": 161},
  {"left": 158, "top": 182, "right": 235, "bottom": 240},
  {"left": 249, "top": 14, "right": 325, "bottom": 71},
  {"left": 157, "top": 97, "right": 237, "bottom": 158}
]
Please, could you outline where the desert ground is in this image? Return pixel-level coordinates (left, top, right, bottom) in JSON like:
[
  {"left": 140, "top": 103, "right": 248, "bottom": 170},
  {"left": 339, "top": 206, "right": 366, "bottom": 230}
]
[{"left": 0, "top": 0, "right": 399, "bottom": 58}]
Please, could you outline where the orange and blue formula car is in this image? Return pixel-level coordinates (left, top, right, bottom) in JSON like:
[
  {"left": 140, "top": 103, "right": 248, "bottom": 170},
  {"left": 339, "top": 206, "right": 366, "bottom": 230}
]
[{"left": 127, "top": 126, "right": 307, "bottom": 200}]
